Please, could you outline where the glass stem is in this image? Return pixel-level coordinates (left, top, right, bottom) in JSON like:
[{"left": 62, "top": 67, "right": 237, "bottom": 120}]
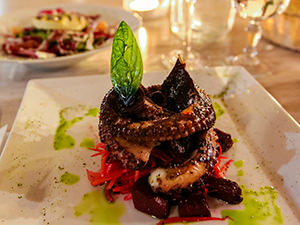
[
  {"left": 183, "top": 0, "right": 194, "bottom": 59},
  {"left": 243, "top": 20, "right": 262, "bottom": 64}
]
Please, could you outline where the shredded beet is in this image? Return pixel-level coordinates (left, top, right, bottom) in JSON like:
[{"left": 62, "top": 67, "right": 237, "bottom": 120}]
[
  {"left": 87, "top": 142, "right": 155, "bottom": 202},
  {"left": 213, "top": 142, "right": 234, "bottom": 178},
  {"left": 157, "top": 216, "right": 232, "bottom": 225}
]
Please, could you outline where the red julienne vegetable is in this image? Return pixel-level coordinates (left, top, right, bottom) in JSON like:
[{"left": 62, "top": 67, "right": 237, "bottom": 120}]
[
  {"left": 157, "top": 216, "right": 232, "bottom": 225},
  {"left": 181, "top": 105, "right": 194, "bottom": 115},
  {"left": 213, "top": 142, "right": 234, "bottom": 178},
  {"left": 88, "top": 141, "right": 234, "bottom": 202},
  {"left": 87, "top": 142, "right": 155, "bottom": 202},
  {"left": 88, "top": 141, "right": 235, "bottom": 225}
]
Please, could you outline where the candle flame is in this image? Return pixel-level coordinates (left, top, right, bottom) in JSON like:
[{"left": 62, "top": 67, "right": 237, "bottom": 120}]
[
  {"left": 138, "top": 26, "right": 148, "bottom": 55},
  {"left": 129, "top": 0, "right": 159, "bottom": 12}
]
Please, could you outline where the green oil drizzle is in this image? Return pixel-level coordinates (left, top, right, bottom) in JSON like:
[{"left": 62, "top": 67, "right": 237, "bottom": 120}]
[
  {"left": 237, "top": 170, "right": 244, "bottom": 177},
  {"left": 53, "top": 106, "right": 98, "bottom": 151},
  {"left": 74, "top": 191, "right": 125, "bottom": 225},
  {"left": 222, "top": 185, "right": 283, "bottom": 225},
  {"left": 54, "top": 114, "right": 83, "bottom": 150},
  {"left": 211, "top": 85, "right": 230, "bottom": 100},
  {"left": 211, "top": 73, "right": 239, "bottom": 102},
  {"left": 233, "top": 137, "right": 239, "bottom": 143},
  {"left": 80, "top": 138, "right": 95, "bottom": 149},
  {"left": 85, "top": 108, "right": 99, "bottom": 117},
  {"left": 213, "top": 102, "right": 225, "bottom": 119},
  {"left": 60, "top": 172, "right": 80, "bottom": 185},
  {"left": 234, "top": 160, "right": 244, "bottom": 168}
]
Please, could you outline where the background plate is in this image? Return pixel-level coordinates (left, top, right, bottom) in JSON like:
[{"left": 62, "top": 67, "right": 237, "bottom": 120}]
[
  {"left": 0, "top": 4, "right": 141, "bottom": 69},
  {"left": 0, "top": 67, "right": 299, "bottom": 225}
]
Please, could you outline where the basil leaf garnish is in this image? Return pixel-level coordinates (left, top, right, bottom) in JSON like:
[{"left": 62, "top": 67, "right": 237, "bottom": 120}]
[{"left": 110, "top": 21, "right": 143, "bottom": 106}]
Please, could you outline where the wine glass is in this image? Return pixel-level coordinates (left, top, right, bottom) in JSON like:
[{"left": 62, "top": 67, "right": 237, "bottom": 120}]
[
  {"left": 228, "top": 0, "right": 290, "bottom": 76},
  {"left": 161, "top": 0, "right": 203, "bottom": 70}
]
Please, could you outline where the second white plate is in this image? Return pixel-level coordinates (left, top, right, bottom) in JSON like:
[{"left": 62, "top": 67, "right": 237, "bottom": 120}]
[{"left": 0, "top": 4, "right": 141, "bottom": 69}]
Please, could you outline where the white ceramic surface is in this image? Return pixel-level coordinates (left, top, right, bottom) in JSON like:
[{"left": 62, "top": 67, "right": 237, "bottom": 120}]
[
  {"left": 0, "top": 4, "right": 141, "bottom": 69},
  {"left": 0, "top": 67, "right": 299, "bottom": 225}
]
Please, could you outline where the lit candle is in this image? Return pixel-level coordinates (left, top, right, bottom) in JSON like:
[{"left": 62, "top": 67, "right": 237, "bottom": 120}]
[
  {"left": 123, "top": 0, "right": 169, "bottom": 20},
  {"left": 129, "top": 0, "right": 160, "bottom": 12},
  {"left": 138, "top": 26, "right": 148, "bottom": 56}
]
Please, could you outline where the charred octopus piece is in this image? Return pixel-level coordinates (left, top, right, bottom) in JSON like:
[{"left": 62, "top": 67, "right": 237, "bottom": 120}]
[
  {"left": 99, "top": 58, "right": 216, "bottom": 169},
  {"left": 148, "top": 127, "right": 218, "bottom": 193},
  {"left": 98, "top": 57, "right": 242, "bottom": 218}
]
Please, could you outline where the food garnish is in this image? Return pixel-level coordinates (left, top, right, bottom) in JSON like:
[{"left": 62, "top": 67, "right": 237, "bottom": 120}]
[
  {"left": 32, "top": 8, "right": 87, "bottom": 31},
  {"left": 88, "top": 21, "right": 243, "bottom": 223},
  {"left": 110, "top": 21, "right": 143, "bottom": 105},
  {"left": 2, "top": 8, "right": 114, "bottom": 59}
]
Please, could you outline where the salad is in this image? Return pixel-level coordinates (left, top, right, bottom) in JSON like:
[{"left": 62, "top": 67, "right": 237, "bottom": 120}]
[{"left": 2, "top": 8, "right": 115, "bottom": 59}]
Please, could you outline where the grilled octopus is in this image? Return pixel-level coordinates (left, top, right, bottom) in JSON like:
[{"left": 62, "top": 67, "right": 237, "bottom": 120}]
[
  {"left": 100, "top": 58, "right": 215, "bottom": 168},
  {"left": 99, "top": 57, "right": 242, "bottom": 218}
]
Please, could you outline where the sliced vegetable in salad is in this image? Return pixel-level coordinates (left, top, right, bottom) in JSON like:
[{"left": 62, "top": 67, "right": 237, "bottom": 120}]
[{"left": 1, "top": 8, "right": 115, "bottom": 59}]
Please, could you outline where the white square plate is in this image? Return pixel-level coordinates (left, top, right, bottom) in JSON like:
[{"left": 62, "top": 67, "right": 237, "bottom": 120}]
[{"left": 0, "top": 67, "right": 299, "bottom": 225}]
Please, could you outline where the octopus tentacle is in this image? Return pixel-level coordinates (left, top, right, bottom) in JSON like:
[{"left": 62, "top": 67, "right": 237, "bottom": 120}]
[
  {"left": 148, "top": 128, "right": 218, "bottom": 193},
  {"left": 101, "top": 123, "right": 153, "bottom": 169},
  {"left": 99, "top": 59, "right": 216, "bottom": 170},
  {"left": 100, "top": 88, "right": 215, "bottom": 145},
  {"left": 148, "top": 161, "right": 207, "bottom": 193}
]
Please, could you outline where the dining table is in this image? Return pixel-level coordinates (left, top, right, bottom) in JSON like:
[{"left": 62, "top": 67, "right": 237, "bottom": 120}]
[
  {"left": 0, "top": 0, "right": 300, "bottom": 134},
  {"left": 1, "top": 1, "right": 300, "bottom": 225}
]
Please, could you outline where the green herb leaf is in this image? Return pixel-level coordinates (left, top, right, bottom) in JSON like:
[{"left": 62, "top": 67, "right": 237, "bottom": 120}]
[
  {"left": 77, "top": 42, "right": 86, "bottom": 51},
  {"left": 110, "top": 21, "right": 143, "bottom": 105},
  {"left": 34, "top": 30, "right": 49, "bottom": 40},
  {"left": 17, "top": 28, "right": 50, "bottom": 40}
]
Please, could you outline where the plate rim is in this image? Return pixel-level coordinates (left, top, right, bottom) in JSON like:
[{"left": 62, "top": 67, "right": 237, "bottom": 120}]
[{"left": 1, "top": 66, "right": 300, "bottom": 224}]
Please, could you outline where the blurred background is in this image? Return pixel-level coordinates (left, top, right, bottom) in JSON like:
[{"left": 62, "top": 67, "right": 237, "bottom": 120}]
[{"left": 0, "top": 0, "right": 300, "bottom": 129}]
